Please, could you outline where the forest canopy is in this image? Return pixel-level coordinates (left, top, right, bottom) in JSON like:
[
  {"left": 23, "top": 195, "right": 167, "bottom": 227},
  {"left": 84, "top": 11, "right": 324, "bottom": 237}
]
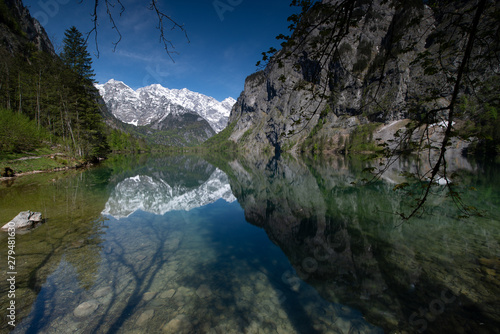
[{"left": 0, "top": 24, "right": 109, "bottom": 160}]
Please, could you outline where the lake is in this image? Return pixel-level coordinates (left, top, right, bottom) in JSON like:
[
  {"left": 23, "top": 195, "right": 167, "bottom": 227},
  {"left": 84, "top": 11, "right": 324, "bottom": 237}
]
[{"left": 0, "top": 153, "right": 499, "bottom": 333}]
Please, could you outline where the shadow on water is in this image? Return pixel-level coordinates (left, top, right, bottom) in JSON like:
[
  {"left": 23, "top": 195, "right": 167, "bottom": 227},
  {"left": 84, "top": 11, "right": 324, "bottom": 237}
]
[
  {"left": 23, "top": 277, "right": 57, "bottom": 334},
  {"left": 182, "top": 204, "right": 325, "bottom": 333},
  {"left": 93, "top": 219, "right": 170, "bottom": 333}
]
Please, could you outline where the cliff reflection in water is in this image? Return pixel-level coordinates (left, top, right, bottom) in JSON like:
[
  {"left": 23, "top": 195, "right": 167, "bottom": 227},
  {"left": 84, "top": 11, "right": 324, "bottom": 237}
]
[{"left": 215, "top": 153, "right": 500, "bottom": 333}]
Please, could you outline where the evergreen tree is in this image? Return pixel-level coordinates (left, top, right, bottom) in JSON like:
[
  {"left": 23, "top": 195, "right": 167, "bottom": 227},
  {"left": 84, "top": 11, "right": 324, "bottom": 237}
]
[
  {"left": 58, "top": 26, "right": 109, "bottom": 160},
  {"left": 61, "top": 26, "right": 95, "bottom": 83}
]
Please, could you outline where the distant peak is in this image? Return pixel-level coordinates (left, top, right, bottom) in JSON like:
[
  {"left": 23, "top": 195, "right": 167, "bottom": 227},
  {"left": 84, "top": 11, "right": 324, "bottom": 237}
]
[
  {"left": 102, "top": 79, "right": 135, "bottom": 91},
  {"left": 148, "top": 83, "right": 164, "bottom": 89},
  {"left": 106, "top": 78, "right": 122, "bottom": 84},
  {"left": 223, "top": 97, "right": 237, "bottom": 103},
  {"left": 139, "top": 83, "right": 172, "bottom": 94}
]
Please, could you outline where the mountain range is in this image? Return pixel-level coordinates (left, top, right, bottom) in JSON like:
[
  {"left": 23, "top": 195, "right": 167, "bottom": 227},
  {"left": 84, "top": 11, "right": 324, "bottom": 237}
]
[{"left": 96, "top": 79, "right": 235, "bottom": 134}]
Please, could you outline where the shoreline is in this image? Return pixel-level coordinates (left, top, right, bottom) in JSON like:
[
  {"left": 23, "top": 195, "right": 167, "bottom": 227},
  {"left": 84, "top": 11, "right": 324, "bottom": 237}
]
[
  {"left": 0, "top": 166, "right": 78, "bottom": 182},
  {"left": 0, "top": 151, "right": 96, "bottom": 181}
]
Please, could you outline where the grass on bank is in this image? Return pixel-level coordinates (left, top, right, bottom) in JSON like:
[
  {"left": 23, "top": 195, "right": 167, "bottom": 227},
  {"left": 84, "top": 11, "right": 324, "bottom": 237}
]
[
  {"left": 0, "top": 147, "right": 83, "bottom": 176},
  {"left": 0, "top": 108, "right": 87, "bottom": 176}
]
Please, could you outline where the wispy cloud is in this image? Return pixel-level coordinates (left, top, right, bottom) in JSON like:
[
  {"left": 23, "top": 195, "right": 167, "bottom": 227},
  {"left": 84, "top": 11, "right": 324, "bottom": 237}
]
[{"left": 115, "top": 49, "right": 157, "bottom": 62}]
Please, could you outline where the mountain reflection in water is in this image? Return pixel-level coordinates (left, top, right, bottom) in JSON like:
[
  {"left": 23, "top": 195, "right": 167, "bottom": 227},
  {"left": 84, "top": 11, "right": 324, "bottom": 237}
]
[
  {"left": 0, "top": 153, "right": 498, "bottom": 334},
  {"left": 103, "top": 169, "right": 235, "bottom": 218}
]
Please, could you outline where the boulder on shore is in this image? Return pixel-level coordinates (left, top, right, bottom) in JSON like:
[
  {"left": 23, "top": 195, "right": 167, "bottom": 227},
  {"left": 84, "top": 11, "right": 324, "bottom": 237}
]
[{"left": 1, "top": 211, "right": 44, "bottom": 231}]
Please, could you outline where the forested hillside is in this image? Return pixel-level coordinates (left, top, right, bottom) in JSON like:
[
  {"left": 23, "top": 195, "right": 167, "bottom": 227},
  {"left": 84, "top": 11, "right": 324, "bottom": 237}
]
[{"left": 0, "top": 0, "right": 146, "bottom": 163}]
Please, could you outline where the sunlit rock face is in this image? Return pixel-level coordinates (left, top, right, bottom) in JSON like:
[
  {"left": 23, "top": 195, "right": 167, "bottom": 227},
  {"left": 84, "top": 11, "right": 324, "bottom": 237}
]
[
  {"left": 227, "top": 0, "right": 491, "bottom": 157},
  {"left": 227, "top": 0, "right": 433, "bottom": 153},
  {"left": 95, "top": 79, "right": 235, "bottom": 133},
  {"left": 102, "top": 169, "right": 236, "bottom": 219}
]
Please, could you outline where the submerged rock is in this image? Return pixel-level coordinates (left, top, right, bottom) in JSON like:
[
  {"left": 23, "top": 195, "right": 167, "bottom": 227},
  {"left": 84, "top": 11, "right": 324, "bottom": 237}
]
[
  {"left": 142, "top": 292, "right": 157, "bottom": 301},
  {"left": 136, "top": 309, "right": 155, "bottom": 326},
  {"left": 196, "top": 284, "right": 212, "bottom": 298},
  {"left": 162, "top": 314, "right": 192, "bottom": 334},
  {"left": 73, "top": 300, "right": 99, "bottom": 317},
  {"left": 1, "top": 211, "right": 44, "bottom": 231},
  {"left": 160, "top": 289, "right": 176, "bottom": 299},
  {"left": 93, "top": 286, "right": 112, "bottom": 298}
]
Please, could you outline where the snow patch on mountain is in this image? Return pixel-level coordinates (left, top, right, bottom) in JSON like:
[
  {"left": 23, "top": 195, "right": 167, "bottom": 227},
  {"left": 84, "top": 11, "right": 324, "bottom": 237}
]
[{"left": 95, "top": 79, "right": 236, "bottom": 133}]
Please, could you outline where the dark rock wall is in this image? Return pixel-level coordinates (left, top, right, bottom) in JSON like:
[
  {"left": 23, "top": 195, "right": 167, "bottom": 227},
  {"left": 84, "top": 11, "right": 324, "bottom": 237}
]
[{"left": 1, "top": 0, "right": 55, "bottom": 55}]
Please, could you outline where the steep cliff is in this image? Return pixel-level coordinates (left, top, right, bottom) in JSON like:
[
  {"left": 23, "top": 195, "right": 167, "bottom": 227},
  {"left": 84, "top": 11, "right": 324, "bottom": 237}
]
[
  {"left": 227, "top": 0, "right": 499, "bottom": 155},
  {"left": 0, "top": 0, "right": 55, "bottom": 55}
]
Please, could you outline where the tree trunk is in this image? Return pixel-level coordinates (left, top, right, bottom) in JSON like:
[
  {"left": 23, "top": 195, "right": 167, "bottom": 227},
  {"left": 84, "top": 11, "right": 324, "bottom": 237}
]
[
  {"left": 36, "top": 70, "right": 41, "bottom": 129},
  {"left": 18, "top": 72, "right": 21, "bottom": 113}
]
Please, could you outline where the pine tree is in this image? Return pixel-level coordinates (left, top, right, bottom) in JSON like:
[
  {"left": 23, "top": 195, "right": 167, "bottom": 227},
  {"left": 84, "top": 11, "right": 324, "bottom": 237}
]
[
  {"left": 59, "top": 26, "right": 109, "bottom": 160},
  {"left": 61, "top": 26, "right": 95, "bottom": 83}
]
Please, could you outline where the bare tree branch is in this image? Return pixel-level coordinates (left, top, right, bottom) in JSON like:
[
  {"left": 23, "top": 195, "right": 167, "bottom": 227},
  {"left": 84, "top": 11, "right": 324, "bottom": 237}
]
[
  {"left": 83, "top": 0, "right": 189, "bottom": 60},
  {"left": 149, "top": 0, "right": 190, "bottom": 62},
  {"left": 401, "top": 0, "right": 487, "bottom": 220}
]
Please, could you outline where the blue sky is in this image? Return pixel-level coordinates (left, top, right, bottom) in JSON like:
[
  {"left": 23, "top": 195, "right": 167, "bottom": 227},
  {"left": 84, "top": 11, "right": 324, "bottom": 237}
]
[{"left": 24, "top": 0, "right": 297, "bottom": 101}]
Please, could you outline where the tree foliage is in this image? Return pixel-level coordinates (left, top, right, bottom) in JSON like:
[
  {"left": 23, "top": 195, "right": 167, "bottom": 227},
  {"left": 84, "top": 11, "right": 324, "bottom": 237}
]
[
  {"left": 61, "top": 26, "right": 95, "bottom": 82},
  {"left": 0, "top": 25, "right": 109, "bottom": 161},
  {"left": 0, "top": 108, "right": 48, "bottom": 153},
  {"left": 107, "top": 128, "right": 149, "bottom": 152}
]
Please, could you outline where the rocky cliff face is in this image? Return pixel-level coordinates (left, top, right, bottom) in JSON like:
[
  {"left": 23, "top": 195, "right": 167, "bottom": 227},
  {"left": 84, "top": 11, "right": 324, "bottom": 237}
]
[
  {"left": 227, "top": 0, "right": 491, "bottom": 155},
  {"left": 0, "top": 0, "right": 55, "bottom": 55}
]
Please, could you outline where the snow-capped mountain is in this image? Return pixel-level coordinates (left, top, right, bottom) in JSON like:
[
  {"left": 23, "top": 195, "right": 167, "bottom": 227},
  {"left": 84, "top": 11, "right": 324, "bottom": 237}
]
[
  {"left": 102, "top": 169, "right": 236, "bottom": 219},
  {"left": 95, "top": 79, "right": 236, "bottom": 133}
]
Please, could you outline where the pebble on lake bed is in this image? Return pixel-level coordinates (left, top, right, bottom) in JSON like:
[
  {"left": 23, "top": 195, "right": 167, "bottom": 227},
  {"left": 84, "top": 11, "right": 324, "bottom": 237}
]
[
  {"left": 73, "top": 300, "right": 99, "bottom": 317},
  {"left": 162, "top": 314, "right": 192, "bottom": 334},
  {"left": 160, "top": 289, "right": 176, "bottom": 299},
  {"left": 93, "top": 286, "right": 112, "bottom": 298},
  {"left": 142, "top": 292, "right": 156, "bottom": 301},
  {"left": 196, "top": 284, "right": 212, "bottom": 298},
  {"left": 136, "top": 309, "right": 155, "bottom": 326}
]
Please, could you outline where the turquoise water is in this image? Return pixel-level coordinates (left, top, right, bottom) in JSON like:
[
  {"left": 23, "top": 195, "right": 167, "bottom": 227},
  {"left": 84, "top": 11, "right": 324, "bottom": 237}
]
[{"left": 0, "top": 154, "right": 499, "bottom": 333}]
